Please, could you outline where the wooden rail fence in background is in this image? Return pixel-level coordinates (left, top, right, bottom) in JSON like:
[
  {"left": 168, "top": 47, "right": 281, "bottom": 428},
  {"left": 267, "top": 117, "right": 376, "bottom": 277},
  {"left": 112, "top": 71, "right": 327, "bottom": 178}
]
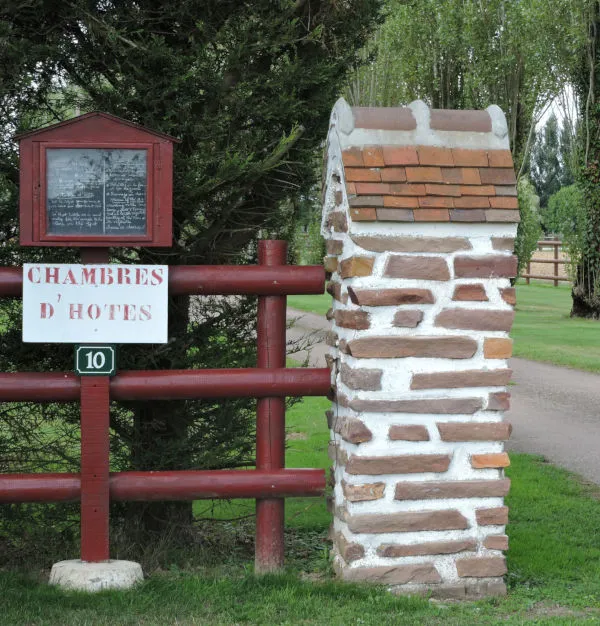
[{"left": 523, "top": 239, "right": 570, "bottom": 286}]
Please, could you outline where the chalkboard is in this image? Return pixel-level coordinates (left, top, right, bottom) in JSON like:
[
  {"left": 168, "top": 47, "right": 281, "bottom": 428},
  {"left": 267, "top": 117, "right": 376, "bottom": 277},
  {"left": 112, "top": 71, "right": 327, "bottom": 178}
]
[{"left": 46, "top": 148, "right": 147, "bottom": 236}]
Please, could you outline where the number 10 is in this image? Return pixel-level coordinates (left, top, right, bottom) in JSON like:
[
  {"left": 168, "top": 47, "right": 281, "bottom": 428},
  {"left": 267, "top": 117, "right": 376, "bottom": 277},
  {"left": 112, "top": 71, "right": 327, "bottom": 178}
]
[{"left": 85, "top": 350, "right": 106, "bottom": 370}]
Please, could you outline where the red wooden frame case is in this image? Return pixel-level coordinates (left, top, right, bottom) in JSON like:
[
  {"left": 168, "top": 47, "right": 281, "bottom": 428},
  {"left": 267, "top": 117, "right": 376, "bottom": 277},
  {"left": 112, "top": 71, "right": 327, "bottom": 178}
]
[{"left": 17, "top": 112, "right": 179, "bottom": 247}]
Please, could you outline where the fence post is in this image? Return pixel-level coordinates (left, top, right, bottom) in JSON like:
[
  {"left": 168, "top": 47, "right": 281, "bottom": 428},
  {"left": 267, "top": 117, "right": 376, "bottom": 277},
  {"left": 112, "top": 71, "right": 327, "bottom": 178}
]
[
  {"left": 554, "top": 241, "right": 559, "bottom": 287},
  {"left": 79, "top": 247, "right": 110, "bottom": 562},
  {"left": 255, "top": 240, "right": 287, "bottom": 573}
]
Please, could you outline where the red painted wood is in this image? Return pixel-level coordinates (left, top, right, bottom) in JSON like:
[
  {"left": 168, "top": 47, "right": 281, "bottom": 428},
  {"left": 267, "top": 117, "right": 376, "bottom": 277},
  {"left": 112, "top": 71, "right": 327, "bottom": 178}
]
[
  {"left": 255, "top": 240, "right": 287, "bottom": 573},
  {"left": 0, "top": 368, "right": 330, "bottom": 402},
  {"left": 0, "top": 469, "right": 326, "bottom": 503},
  {"left": 17, "top": 112, "right": 176, "bottom": 247},
  {"left": 0, "top": 264, "right": 325, "bottom": 297},
  {"left": 80, "top": 376, "right": 110, "bottom": 562},
  {"left": 79, "top": 247, "right": 110, "bottom": 562}
]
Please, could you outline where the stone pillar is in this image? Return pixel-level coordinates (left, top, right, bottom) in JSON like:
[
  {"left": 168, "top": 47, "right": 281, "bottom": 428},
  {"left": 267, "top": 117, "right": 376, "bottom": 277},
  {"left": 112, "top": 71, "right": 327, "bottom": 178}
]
[{"left": 322, "top": 99, "right": 517, "bottom": 599}]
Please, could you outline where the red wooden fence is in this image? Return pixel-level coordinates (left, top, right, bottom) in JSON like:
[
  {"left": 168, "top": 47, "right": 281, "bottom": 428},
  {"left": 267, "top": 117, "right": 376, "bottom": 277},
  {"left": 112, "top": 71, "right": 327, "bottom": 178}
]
[{"left": 0, "top": 240, "right": 329, "bottom": 572}]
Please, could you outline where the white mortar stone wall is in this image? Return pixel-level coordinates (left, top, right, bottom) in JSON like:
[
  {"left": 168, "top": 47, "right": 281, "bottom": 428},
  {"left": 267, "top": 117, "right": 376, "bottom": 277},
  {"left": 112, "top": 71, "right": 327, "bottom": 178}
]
[{"left": 321, "top": 99, "right": 517, "bottom": 599}]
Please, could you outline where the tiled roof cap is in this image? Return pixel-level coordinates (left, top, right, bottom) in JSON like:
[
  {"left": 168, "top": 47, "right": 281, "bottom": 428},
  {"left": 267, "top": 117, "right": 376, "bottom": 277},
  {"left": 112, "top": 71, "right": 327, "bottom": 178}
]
[{"left": 333, "top": 98, "right": 508, "bottom": 151}]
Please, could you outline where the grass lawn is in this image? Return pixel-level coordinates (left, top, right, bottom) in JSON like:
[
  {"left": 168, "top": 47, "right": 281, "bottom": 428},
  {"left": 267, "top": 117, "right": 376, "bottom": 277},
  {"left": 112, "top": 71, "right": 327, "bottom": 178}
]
[
  {"left": 5, "top": 391, "right": 600, "bottom": 623},
  {"left": 290, "top": 282, "right": 600, "bottom": 373}
]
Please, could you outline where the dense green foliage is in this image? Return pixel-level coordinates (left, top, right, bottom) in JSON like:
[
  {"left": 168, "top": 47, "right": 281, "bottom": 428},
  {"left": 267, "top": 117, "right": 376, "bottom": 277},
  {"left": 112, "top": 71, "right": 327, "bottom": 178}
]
[
  {"left": 514, "top": 177, "right": 543, "bottom": 280},
  {"left": 530, "top": 114, "right": 574, "bottom": 210},
  {"left": 347, "top": 0, "right": 584, "bottom": 171},
  {"left": 0, "top": 0, "right": 381, "bottom": 538},
  {"left": 571, "top": 1, "right": 600, "bottom": 317}
]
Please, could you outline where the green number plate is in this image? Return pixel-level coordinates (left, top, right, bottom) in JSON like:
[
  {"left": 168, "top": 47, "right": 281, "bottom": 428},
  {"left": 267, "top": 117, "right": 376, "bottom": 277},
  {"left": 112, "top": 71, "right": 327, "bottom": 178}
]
[{"left": 74, "top": 345, "right": 116, "bottom": 376}]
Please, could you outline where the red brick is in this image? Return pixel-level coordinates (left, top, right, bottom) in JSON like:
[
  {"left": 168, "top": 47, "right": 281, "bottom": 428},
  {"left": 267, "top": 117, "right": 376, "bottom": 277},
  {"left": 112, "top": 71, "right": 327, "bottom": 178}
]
[
  {"left": 442, "top": 168, "right": 481, "bottom": 185},
  {"left": 378, "top": 539, "right": 476, "bottom": 557},
  {"left": 389, "top": 183, "right": 426, "bottom": 196},
  {"left": 430, "top": 110, "right": 492, "bottom": 133},
  {"left": 334, "top": 309, "right": 370, "bottom": 330},
  {"left": 388, "top": 425, "right": 430, "bottom": 441},
  {"left": 425, "top": 183, "right": 461, "bottom": 196},
  {"left": 435, "top": 309, "right": 515, "bottom": 331},
  {"left": 335, "top": 531, "right": 365, "bottom": 563},
  {"left": 487, "top": 150, "right": 514, "bottom": 168},
  {"left": 351, "top": 235, "right": 471, "bottom": 253},
  {"left": 454, "top": 255, "right": 518, "bottom": 278},
  {"left": 500, "top": 287, "right": 516, "bottom": 305},
  {"left": 393, "top": 310, "right": 424, "bottom": 327},
  {"left": 340, "top": 564, "right": 441, "bottom": 584},
  {"left": 411, "top": 368, "right": 512, "bottom": 390},
  {"left": 342, "top": 480, "right": 386, "bottom": 502},
  {"left": 326, "top": 240, "right": 344, "bottom": 255},
  {"left": 346, "top": 182, "right": 357, "bottom": 195},
  {"left": 490, "top": 196, "right": 518, "bottom": 209},
  {"left": 491, "top": 237, "right": 515, "bottom": 251},
  {"left": 479, "top": 168, "right": 517, "bottom": 185},
  {"left": 394, "top": 479, "right": 511, "bottom": 500},
  {"left": 339, "top": 256, "right": 375, "bottom": 278},
  {"left": 350, "top": 397, "right": 483, "bottom": 415},
  {"left": 384, "top": 255, "right": 450, "bottom": 280},
  {"left": 380, "top": 167, "right": 407, "bottom": 183},
  {"left": 376, "top": 208, "right": 414, "bottom": 221},
  {"left": 345, "top": 168, "right": 381, "bottom": 182},
  {"left": 328, "top": 441, "right": 348, "bottom": 465},
  {"left": 342, "top": 147, "right": 364, "bottom": 167},
  {"left": 324, "top": 256, "right": 338, "bottom": 273},
  {"left": 486, "top": 209, "right": 520, "bottom": 223},
  {"left": 484, "top": 338, "right": 513, "bottom": 359},
  {"left": 454, "top": 196, "right": 491, "bottom": 209},
  {"left": 450, "top": 209, "right": 487, "bottom": 222},
  {"left": 453, "top": 284, "right": 488, "bottom": 301},
  {"left": 414, "top": 208, "right": 450, "bottom": 221},
  {"left": 418, "top": 196, "right": 454, "bottom": 208},
  {"left": 347, "top": 287, "right": 434, "bottom": 306},
  {"left": 339, "top": 363, "right": 382, "bottom": 391},
  {"left": 437, "top": 422, "right": 512, "bottom": 442},
  {"left": 334, "top": 416, "right": 373, "bottom": 444},
  {"left": 460, "top": 184, "right": 495, "bottom": 196},
  {"left": 471, "top": 453, "right": 510, "bottom": 469},
  {"left": 347, "top": 336, "right": 477, "bottom": 359},
  {"left": 495, "top": 185, "right": 518, "bottom": 196},
  {"left": 349, "top": 208, "right": 377, "bottom": 221},
  {"left": 452, "top": 149, "right": 488, "bottom": 167},
  {"left": 476, "top": 507, "right": 509, "bottom": 526},
  {"left": 346, "top": 510, "right": 469, "bottom": 533},
  {"left": 327, "top": 211, "right": 348, "bottom": 232},
  {"left": 355, "top": 182, "right": 391, "bottom": 194},
  {"left": 382, "top": 145, "right": 419, "bottom": 166},
  {"left": 383, "top": 195, "right": 419, "bottom": 208},
  {"left": 418, "top": 146, "right": 454, "bottom": 166},
  {"left": 362, "top": 146, "right": 385, "bottom": 167},
  {"left": 354, "top": 108, "right": 416, "bottom": 131},
  {"left": 484, "top": 535, "right": 509, "bottom": 551},
  {"left": 406, "top": 166, "right": 443, "bottom": 183},
  {"left": 346, "top": 454, "right": 451, "bottom": 475},
  {"left": 456, "top": 557, "right": 507, "bottom": 577},
  {"left": 488, "top": 391, "right": 511, "bottom": 411},
  {"left": 326, "top": 281, "right": 344, "bottom": 303},
  {"left": 350, "top": 194, "right": 384, "bottom": 207}
]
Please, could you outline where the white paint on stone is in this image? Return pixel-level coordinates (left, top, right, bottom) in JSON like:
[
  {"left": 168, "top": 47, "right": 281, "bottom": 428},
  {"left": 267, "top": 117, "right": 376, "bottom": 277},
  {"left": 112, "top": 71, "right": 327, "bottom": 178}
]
[{"left": 49, "top": 559, "right": 143, "bottom": 592}]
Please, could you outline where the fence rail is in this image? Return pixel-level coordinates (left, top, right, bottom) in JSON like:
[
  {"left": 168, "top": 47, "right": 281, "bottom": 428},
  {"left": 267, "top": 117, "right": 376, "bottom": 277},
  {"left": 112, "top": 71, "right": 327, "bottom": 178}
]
[{"left": 523, "top": 239, "right": 570, "bottom": 286}]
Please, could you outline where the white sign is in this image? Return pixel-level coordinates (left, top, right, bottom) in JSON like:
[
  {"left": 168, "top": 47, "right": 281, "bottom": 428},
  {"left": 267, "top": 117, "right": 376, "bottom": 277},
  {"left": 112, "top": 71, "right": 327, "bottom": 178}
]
[{"left": 22, "top": 264, "right": 168, "bottom": 344}]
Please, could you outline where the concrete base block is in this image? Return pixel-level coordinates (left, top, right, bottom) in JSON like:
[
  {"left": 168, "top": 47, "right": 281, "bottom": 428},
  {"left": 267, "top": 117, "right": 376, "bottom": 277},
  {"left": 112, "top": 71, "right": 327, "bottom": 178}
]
[{"left": 49, "top": 559, "right": 143, "bottom": 592}]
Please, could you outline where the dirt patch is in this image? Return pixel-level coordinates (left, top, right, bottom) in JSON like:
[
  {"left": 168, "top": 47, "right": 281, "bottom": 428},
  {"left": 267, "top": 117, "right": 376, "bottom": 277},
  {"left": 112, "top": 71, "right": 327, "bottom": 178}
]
[{"left": 286, "top": 432, "right": 308, "bottom": 440}]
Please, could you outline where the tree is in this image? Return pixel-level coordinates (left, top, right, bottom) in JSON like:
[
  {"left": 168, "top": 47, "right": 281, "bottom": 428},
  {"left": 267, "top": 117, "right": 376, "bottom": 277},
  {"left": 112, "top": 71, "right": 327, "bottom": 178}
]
[
  {"left": 346, "top": 0, "right": 585, "bottom": 172},
  {"left": 530, "top": 115, "right": 567, "bottom": 210},
  {"left": 571, "top": 1, "right": 600, "bottom": 317},
  {"left": 0, "top": 0, "right": 382, "bottom": 541}
]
